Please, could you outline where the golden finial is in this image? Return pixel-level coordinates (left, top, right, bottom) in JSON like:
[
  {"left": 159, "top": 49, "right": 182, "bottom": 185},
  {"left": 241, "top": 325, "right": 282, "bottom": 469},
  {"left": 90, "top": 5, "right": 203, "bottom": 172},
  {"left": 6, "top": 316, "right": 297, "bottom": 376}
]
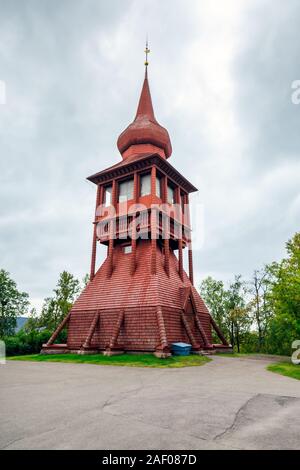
[{"left": 144, "top": 39, "right": 150, "bottom": 67}]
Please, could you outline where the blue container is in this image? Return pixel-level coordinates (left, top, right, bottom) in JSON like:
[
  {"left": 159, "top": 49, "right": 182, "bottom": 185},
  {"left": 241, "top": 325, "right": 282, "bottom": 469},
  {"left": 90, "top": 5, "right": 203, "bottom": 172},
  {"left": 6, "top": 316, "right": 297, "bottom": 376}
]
[{"left": 171, "top": 342, "right": 192, "bottom": 356}]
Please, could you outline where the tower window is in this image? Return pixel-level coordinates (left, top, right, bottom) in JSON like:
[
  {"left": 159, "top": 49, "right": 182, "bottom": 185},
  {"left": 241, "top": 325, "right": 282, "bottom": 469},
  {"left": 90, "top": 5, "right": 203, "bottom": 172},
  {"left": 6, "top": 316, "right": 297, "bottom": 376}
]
[
  {"left": 123, "top": 245, "right": 132, "bottom": 254},
  {"left": 140, "top": 173, "right": 162, "bottom": 198},
  {"left": 167, "top": 184, "right": 175, "bottom": 204},
  {"left": 118, "top": 178, "right": 134, "bottom": 202},
  {"left": 156, "top": 176, "right": 162, "bottom": 198},
  {"left": 103, "top": 185, "right": 112, "bottom": 207},
  {"left": 140, "top": 173, "right": 151, "bottom": 197}
]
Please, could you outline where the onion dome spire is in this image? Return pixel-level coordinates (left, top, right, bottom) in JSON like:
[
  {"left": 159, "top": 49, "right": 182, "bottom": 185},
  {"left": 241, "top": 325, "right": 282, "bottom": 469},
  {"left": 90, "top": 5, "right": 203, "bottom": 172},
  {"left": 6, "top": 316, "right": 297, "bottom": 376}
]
[{"left": 117, "top": 42, "right": 172, "bottom": 160}]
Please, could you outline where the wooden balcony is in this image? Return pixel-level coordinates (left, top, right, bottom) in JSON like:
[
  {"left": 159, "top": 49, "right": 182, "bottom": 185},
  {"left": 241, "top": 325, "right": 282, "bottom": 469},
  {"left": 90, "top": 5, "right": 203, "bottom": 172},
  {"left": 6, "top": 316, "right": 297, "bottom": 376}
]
[{"left": 95, "top": 208, "right": 191, "bottom": 246}]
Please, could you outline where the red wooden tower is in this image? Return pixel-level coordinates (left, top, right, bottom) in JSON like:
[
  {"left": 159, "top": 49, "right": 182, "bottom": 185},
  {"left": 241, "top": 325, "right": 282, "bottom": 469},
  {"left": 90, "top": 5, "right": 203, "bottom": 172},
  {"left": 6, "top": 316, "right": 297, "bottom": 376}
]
[{"left": 42, "top": 50, "right": 230, "bottom": 357}]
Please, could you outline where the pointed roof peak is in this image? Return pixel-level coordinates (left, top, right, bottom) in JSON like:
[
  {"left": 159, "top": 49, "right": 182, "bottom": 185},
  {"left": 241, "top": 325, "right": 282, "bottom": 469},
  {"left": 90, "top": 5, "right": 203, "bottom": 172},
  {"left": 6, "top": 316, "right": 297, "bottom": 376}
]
[
  {"left": 135, "top": 73, "right": 156, "bottom": 122},
  {"left": 117, "top": 47, "right": 172, "bottom": 160}
]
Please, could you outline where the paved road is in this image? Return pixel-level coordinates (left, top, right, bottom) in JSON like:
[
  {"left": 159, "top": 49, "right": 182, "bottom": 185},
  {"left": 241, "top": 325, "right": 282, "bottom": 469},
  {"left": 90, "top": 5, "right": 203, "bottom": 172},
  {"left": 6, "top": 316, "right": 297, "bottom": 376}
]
[{"left": 1, "top": 356, "right": 299, "bottom": 450}]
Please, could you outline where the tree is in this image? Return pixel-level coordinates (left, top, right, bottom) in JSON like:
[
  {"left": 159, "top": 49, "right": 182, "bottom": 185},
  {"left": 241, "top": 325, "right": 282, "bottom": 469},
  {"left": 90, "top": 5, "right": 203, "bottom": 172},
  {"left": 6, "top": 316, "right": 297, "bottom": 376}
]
[
  {"left": 225, "top": 275, "right": 250, "bottom": 352},
  {"left": 265, "top": 233, "right": 300, "bottom": 355},
  {"left": 82, "top": 273, "right": 90, "bottom": 289},
  {"left": 200, "top": 276, "right": 229, "bottom": 342},
  {"left": 248, "top": 269, "right": 273, "bottom": 351},
  {"left": 0, "top": 269, "right": 29, "bottom": 337},
  {"left": 200, "top": 274, "right": 250, "bottom": 350},
  {"left": 39, "top": 271, "right": 80, "bottom": 330},
  {"left": 23, "top": 308, "right": 39, "bottom": 333}
]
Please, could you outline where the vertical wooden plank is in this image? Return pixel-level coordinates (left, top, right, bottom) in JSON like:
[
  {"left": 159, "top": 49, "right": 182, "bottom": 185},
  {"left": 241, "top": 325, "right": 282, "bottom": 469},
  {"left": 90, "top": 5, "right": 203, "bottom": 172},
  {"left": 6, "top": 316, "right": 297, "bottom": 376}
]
[
  {"left": 178, "top": 238, "right": 183, "bottom": 280},
  {"left": 151, "top": 208, "right": 157, "bottom": 275},
  {"left": 90, "top": 184, "right": 102, "bottom": 281}
]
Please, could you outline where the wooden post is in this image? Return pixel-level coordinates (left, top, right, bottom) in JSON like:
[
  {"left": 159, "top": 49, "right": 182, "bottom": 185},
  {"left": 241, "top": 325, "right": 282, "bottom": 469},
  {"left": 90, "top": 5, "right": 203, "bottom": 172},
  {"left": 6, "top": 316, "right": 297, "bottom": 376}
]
[
  {"left": 90, "top": 185, "right": 102, "bottom": 281},
  {"left": 83, "top": 312, "right": 99, "bottom": 349},
  {"left": 112, "top": 179, "right": 117, "bottom": 207},
  {"left": 151, "top": 166, "right": 156, "bottom": 202},
  {"left": 131, "top": 217, "right": 137, "bottom": 274},
  {"left": 164, "top": 238, "right": 170, "bottom": 276},
  {"left": 178, "top": 238, "right": 183, "bottom": 280},
  {"left": 133, "top": 171, "right": 138, "bottom": 203},
  {"left": 45, "top": 312, "right": 71, "bottom": 346},
  {"left": 108, "top": 310, "right": 125, "bottom": 349},
  {"left": 180, "top": 311, "right": 200, "bottom": 350},
  {"left": 131, "top": 172, "right": 138, "bottom": 274},
  {"left": 210, "top": 315, "right": 229, "bottom": 346},
  {"left": 151, "top": 208, "right": 157, "bottom": 275},
  {"left": 107, "top": 179, "right": 117, "bottom": 277},
  {"left": 188, "top": 241, "right": 194, "bottom": 285},
  {"left": 108, "top": 221, "right": 114, "bottom": 277},
  {"left": 185, "top": 194, "right": 194, "bottom": 285},
  {"left": 156, "top": 307, "right": 168, "bottom": 350},
  {"left": 163, "top": 175, "right": 168, "bottom": 203}
]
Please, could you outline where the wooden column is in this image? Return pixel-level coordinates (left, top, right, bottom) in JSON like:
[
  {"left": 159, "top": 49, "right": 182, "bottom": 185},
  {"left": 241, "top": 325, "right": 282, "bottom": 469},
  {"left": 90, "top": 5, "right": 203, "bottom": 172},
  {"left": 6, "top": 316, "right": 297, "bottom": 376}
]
[
  {"left": 184, "top": 193, "right": 190, "bottom": 226},
  {"left": 164, "top": 238, "right": 170, "bottom": 276},
  {"left": 82, "top": 312, "right": 99, "bottom": 349},
  {"left": 46, "top": 312, "right": 71, "bottom": 346},
  {"left": 112, "top": 179, "right": 117, "bottom": 207},
  {"left": 108, "top": 180, "right": 117, "bottom": 277},
  {"left": 151, "top": 208, "right": 157, "bottom": 275},
  {"left": 90, "top": 185, "right": 102, "bottom": 281},
  {"left": 151, "top": 165, "right": 156, "bottom": 201},
  {"left": 186, "top": 194, "right": 194, "bottom": 285},
  {"left": 156, "top": 307, "right": 168, "bottom": 350},
  {"left": 210, "top": 316, "right": 229, "bottom": 346},
  {"left": 131, "top": 172, "right": 138, "bottom": 274},
  {"left": 131, "top": 217, "right": 137, "bottom": 274},
  {"left": 133, "top": 171, "right": 138, "bottom": 203},
  {"left": 162, "top": 175, "right": 168, "bottom": 203},
  {"left": 150, "top": 167, "right": 158, "bottom": 275},
  {"left": 188, "top": 241, "right": 194, "bottom": 286},
  {"left": 178, "top": 238, "right": 183, "bottom": 281},
  {"left": 108, "top": 222, "right": 114, "bottom": 277}
]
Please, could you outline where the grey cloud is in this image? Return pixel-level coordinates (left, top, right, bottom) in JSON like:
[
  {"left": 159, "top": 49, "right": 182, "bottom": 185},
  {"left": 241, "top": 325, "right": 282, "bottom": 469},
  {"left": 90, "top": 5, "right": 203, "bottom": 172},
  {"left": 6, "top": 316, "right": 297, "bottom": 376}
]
[{"left": 0, "top": 0, "right": 299, "bottom": 308}]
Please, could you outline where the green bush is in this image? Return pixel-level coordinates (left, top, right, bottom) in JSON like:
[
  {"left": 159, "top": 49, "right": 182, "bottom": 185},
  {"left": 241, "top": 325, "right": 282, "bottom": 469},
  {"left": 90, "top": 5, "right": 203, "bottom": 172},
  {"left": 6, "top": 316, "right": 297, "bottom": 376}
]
[{"left": 4, "top": 329, "right": 67, "bottom": 356}]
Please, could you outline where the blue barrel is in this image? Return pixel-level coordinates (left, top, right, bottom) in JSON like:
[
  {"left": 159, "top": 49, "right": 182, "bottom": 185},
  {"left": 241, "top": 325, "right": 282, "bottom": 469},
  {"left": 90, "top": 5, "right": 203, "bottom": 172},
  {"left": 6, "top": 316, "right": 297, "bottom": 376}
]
[{"left": 171, "top": 342, "right": 192, "bottom": 356}]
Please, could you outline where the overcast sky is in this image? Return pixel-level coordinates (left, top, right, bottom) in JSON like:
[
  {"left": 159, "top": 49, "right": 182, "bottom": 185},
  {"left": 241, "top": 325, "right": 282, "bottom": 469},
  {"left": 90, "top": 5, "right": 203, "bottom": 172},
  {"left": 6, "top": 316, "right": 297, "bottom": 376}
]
[{"left": 0, "top": 0, "right": 299, "bottom": 312}]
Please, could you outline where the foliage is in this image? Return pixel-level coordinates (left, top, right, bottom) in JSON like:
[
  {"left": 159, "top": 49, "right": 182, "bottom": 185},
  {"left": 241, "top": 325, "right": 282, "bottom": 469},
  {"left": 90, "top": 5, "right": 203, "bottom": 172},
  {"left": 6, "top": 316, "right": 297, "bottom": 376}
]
[
  {"left": 0, "top": 269, "right": 29, "bottom": 337},
  {"left": 7, "top": 353, "right": 211, "bottom": 368},
  {"left": 264, "top": 233, "right": 300, "bottom": 355},
  {"left": 38, "top": 271, "right": 80, "bottom": 331},
  {"left": 225, "top": 275, "right": 251, "bottom": 352},
  {"left": 267, "top": 362, "right": 300, "bottom": 381},
  {"left": 3, "top": 270, "right": 88, "bottom": 354},
  {"left": 200, "top": 232, "right": 300, "bottom": 355},
  {"left": 199, "top": 276, "right": 228, "bottom": 343},
  {"left": 4, "top": 328, "right": 67, "bottom": 356},
  {"left": 247, "top": 269, "right": 273, "bottom": 351},
  {"left": 82, "top": 273, "right": 90, "bottom": 288},
  {"left": 200, "top": 275, "right": 251, "bottom": 352}
]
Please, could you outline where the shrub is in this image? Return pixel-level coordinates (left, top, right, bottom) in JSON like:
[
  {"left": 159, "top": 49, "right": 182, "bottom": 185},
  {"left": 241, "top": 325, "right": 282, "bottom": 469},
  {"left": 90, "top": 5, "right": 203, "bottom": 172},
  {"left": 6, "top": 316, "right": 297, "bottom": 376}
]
[{"left": 4, "top": 329, "right": 67, "bottom": 356}]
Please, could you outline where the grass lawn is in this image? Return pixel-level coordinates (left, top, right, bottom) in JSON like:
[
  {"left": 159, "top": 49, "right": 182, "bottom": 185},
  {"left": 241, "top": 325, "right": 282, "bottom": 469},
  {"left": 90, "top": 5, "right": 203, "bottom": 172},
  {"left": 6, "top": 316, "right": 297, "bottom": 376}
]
[
  {"left": 7, "top": 353, "right": 211, "bottom": 368},
  {"left": 218, "top": 352, "right": 289, "bottom": 360},
  {"left": 267, "top": 362, "right": 300, "bottom": 380}
]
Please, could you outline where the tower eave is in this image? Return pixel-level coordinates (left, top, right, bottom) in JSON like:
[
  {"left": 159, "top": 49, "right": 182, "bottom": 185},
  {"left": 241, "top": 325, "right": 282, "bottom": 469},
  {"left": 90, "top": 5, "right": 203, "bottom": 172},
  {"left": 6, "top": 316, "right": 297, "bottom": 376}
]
[{"left": 87, "top": 153, "right": 198, "bottom": 193}]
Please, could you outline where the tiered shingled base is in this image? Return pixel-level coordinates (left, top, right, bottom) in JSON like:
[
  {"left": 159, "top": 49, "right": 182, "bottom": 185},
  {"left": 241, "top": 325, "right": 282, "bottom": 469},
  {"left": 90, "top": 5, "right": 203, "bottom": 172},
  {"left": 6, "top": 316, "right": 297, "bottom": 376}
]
[{"left": 41, "top": 240, "right": 231, "bottom": 356}]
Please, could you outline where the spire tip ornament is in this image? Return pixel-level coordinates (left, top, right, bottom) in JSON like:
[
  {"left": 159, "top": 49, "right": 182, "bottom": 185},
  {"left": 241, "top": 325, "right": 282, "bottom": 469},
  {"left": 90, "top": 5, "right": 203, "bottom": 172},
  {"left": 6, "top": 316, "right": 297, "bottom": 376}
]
[{"left": 144, "top": 39, "right": 150, "bottom": 68}]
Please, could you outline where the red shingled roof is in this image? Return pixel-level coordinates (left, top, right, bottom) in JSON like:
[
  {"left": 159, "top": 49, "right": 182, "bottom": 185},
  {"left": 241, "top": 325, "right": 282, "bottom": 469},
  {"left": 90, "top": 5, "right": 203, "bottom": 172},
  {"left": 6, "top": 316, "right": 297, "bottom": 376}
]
[{"left": 117, "top": 72, "right": 172, "bottom": 159}]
